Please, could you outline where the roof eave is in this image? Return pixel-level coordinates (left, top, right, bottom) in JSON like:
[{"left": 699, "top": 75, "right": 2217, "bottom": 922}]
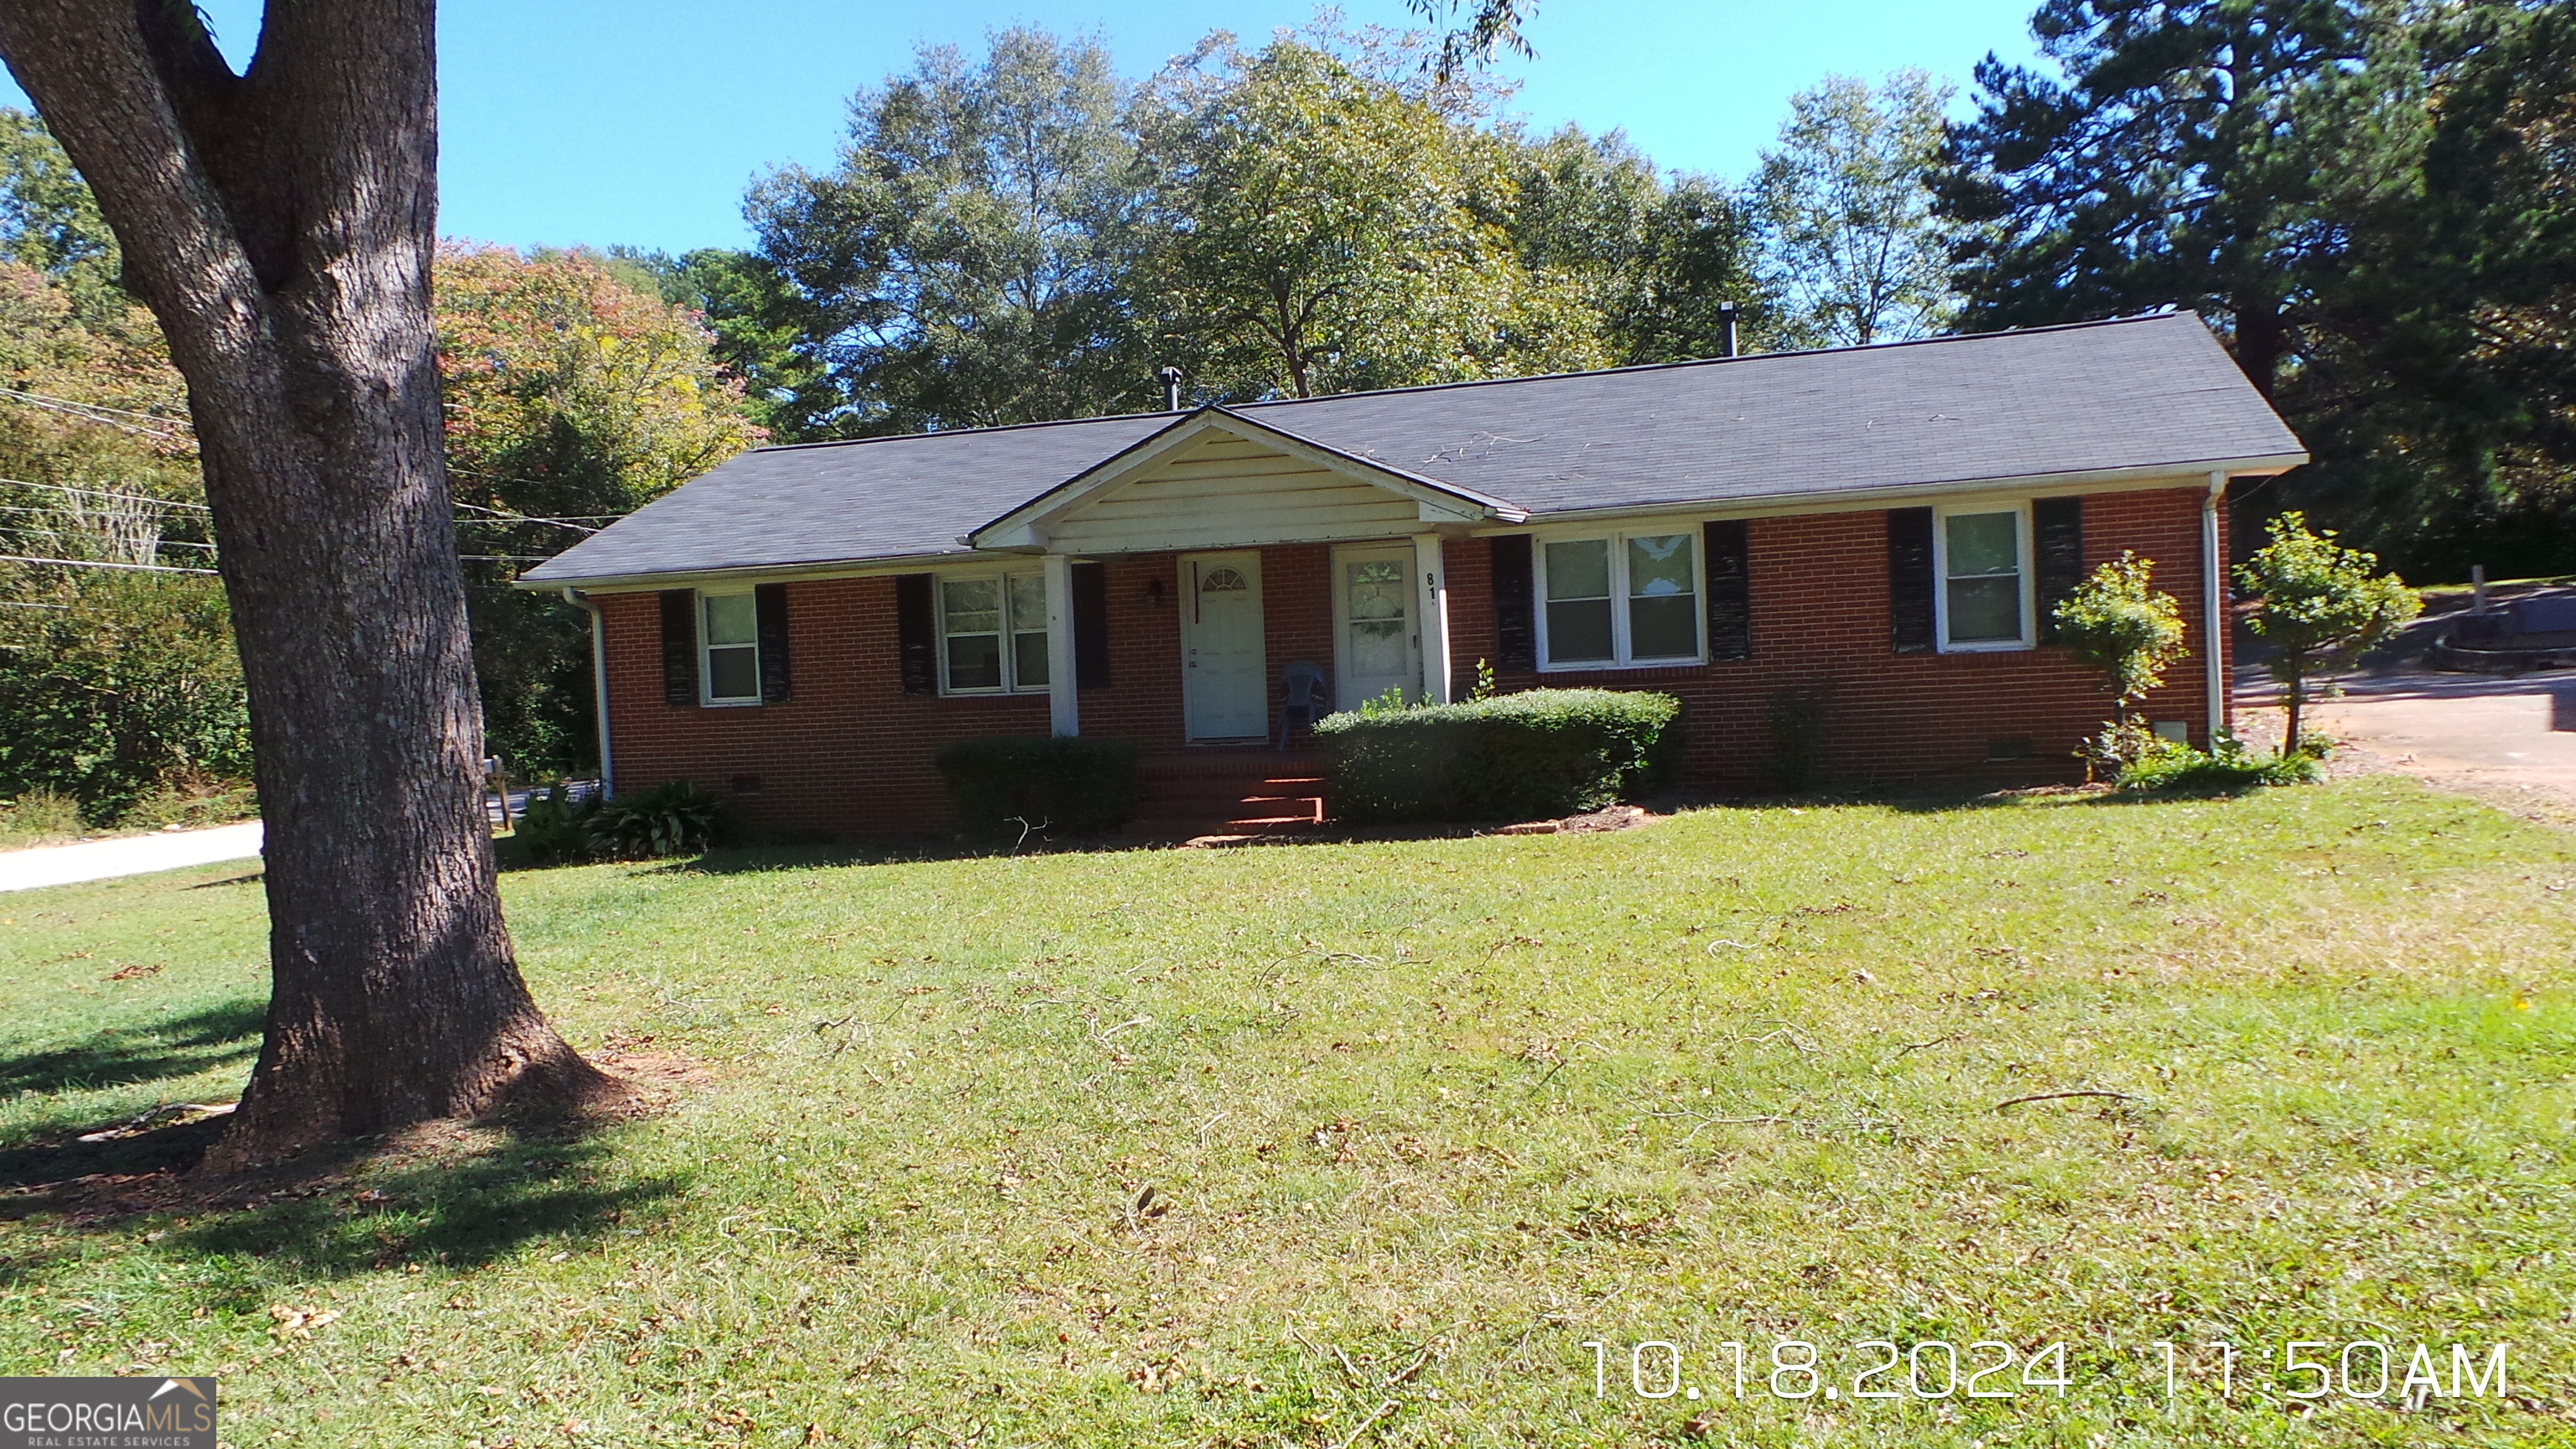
[
  {"left": 965, "top": 404, "right": 1526, "bottom": 549},
  {"left": 1507, "top": 452, "right": 2309, "bottom": 527},
  {"left": 513, "top": 546, "right": 996, "bottom": 594}
]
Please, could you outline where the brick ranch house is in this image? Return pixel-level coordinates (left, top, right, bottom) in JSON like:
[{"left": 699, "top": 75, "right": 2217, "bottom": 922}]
[{"left": 521, "top": 312, "right": 2305, "bottom": 836}]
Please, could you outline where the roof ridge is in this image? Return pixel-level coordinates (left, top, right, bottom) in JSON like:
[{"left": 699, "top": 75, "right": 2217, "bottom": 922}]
[
  {"left": 746, "top": 312, "right": 2201, "bottom": 454},
  {"left": 1233, "top": 311, "right": 2199, "bottom": 414},
  {"left": 747, "top": 408, "right": 1173, "bottom": 454}
]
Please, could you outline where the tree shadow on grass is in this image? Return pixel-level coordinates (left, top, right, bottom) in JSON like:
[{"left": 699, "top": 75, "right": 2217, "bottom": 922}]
[
  {"left": 0, "top": 998, "right": 264, "bottom": 1105},
  {"left": 0, "top": 1105, "right": 691, "bottom": 1292}
]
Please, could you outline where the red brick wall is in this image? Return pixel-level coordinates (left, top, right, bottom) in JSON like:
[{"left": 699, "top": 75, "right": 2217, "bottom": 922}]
[
  {"left": 1443, "top": 486, "right": 2226, "bottom": 788},
  {"left": 599, "top": 488, "right": 2228, "bottom": 833}
]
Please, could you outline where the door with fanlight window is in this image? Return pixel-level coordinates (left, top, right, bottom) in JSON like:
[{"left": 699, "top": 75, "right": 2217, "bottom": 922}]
[
  {"left": 1332, "top": 547, "right": 1417, "bottom": 710},
  {"left": 1180, "top": 552, "right": 1266, "bottom": 740}
]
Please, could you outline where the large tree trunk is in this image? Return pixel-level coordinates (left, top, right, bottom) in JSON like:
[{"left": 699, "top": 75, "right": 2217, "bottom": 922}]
[{"left": 0, "top": 0, "right": 615, "bottom": 1171}]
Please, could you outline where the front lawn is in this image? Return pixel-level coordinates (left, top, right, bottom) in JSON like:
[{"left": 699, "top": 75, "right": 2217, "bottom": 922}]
[{"left": 1, "top": 776, "right": 2569, "bottom": 1446}]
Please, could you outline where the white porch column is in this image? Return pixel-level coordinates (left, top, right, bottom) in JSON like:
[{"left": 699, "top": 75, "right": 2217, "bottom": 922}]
[
  {"left": 1043, "top": 552, "right": 1080, "bottom": 736},
  {"left": 1412, "top": 532, "right": 1453, "bottom": 704},
  {"left": 2202, "top": 470, "right": 2227, "bottom": 743}
]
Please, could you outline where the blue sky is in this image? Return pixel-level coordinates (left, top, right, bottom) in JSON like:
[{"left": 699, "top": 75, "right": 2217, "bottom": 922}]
[{"left": 3, "top": 0, "right": 2044, "bottom": 256}]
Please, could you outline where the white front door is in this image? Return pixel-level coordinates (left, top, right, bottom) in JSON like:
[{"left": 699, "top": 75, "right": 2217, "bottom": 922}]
[
  {"left": 1333, "top": 546, "right": 1418, "bottom": 710},
  {"left": 1181, "top": 551, "right": 1266, "bottom": 740}
]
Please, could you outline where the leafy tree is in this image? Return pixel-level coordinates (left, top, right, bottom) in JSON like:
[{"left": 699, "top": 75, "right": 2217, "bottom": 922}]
[
  {"left": 2053, "top": 550, "right": 2187, "bottom": 724},
  {"left": 1753, "top": 71, "right": 1959, "bottom": 347},
  {"left": 1936, "top": 0, "right": 2371, "bottom": 397},
  {"left": 0, "top": 108, "right": 123, "bottom": 323},
  {"left": 2235, "top": 512, "right": 2419, "bottom": 751},
  {"left": 434, "top": 246, "right": 764, "bottom": 774},
  {"left": 612, "top": 245, "right": 825, "bottom": 438},
  {"left": 748, "top": 29, "right": 1156, "bottom": 435},
  {"left": 0, "top": 0, "right": 614, "bottom": 1169},
  {"left": 2272, "top": 1, "right": 2576, "bottom": 579},
  {"left": 1505, "top": 126, "right": 1773, "bottom": 364},
  {"left": 0, "top": 257, "right": 197, "bottom": 521},
  {"left": 1138, "top": 35, "right": 1602, "bottom": 399},
  {"left": 1405, "top": 0, "right": 1540, "bottom": 80}
]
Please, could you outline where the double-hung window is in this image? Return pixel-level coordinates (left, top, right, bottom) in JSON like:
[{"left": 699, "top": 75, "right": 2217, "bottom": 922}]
[
  {"left": 1538, "top": 531, "right": 1701, "bottom": 668},
  {"left": 938, "top": 573, "right": 1051, "bottom": 693},
  {"left": 1935, "top": 504, "right": 2034, "bottom": 651},
  {"left": 700, "top": 590, "right": 761, "bottom": 704}
]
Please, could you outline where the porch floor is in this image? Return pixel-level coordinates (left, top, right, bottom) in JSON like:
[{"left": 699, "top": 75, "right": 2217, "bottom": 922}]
[{"left": 1127, "top": 749, "right": 1329, "bottom": 844}]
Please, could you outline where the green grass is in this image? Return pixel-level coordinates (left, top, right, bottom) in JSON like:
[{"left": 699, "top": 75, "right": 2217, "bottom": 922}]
[{"left": 2, "top": 776, "right": 2572, "bottom": 1446}]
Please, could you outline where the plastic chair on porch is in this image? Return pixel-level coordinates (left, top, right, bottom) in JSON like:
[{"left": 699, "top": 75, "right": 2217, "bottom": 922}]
[{"left": 1276, "top": 661, "right": 1330, "bottom": 750}]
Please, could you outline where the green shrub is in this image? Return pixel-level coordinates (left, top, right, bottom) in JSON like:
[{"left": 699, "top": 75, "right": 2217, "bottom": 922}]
[
  {"left": 2116, "top": 729, "right": 2324, "bottom": 792},
  {"left": 0, "top": 788, "right": 85, "bottom": 844},
  {"left": 1315, "top": 688, "right": 1680, "bottom": 823},
  {"left": 934, "top": 736, "right": 1142, "bottom": 841},
  {"left": 588, "top": 778, "right": 727, "bottom": 858},
  {"left": 0, "top": 572, "right": 252, "bottom": 823},
  {"left": 514, "top": 782, "right": 602, "bottom": 864}
]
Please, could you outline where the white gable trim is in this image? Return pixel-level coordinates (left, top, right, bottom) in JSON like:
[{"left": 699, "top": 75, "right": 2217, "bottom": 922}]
[{"left": 968, "top": 407, "right": 1526, "bottom": 551}]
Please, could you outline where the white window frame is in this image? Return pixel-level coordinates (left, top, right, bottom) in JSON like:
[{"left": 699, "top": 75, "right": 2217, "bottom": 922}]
[
  {"left": 934, "top": 569, "right": 1053, "bottom": 697},
  {"left": 699, "top": 587, "right": 762, "bottom": 707},
  {"left": 1932, "top": 501, "right": 2036, "bottom": 652},
  {"left": 1531, "top": 527, "right": 1707, "bottom": 672}
]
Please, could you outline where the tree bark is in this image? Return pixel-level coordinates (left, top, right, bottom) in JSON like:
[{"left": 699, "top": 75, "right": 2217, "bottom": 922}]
[{"left": 0, "top": 0, "right": 615, "bottom": 1171}]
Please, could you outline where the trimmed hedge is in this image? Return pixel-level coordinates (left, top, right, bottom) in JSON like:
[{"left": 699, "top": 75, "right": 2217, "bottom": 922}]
[
  {"left": 935, "top": 736, "right": 1141, "bottom": 841},
  {"left": 1314, "top": 688, "right": 1680, "bottom": 823}
]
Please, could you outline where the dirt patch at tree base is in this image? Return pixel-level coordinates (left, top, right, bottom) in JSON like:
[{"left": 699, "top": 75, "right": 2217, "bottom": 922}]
[{"left": 0, "top": 1045, "right": 713, "bottom": 1224}]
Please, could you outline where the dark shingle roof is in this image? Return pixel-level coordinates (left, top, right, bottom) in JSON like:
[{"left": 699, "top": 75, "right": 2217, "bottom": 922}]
[{"left": 525, "top": 313, "right": 2300, "bottom": 586}]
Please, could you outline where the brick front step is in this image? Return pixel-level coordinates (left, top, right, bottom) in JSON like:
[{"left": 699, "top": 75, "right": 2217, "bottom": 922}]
[{"left": 1130, "top": 750, "right": 1330, "bottom": 840}]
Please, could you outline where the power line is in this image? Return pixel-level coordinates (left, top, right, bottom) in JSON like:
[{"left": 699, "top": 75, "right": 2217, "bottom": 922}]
[
  {"left": 0, "top": 387, "right": 190, "bottom": 429},
  {"left": 0, "top": 387, "right": 194, "bottom": 442},
  {"left": 0, "top": 553, "right": 218, "bottom": 575},
  {"left": 0, "top": 477, "right": 210, "bottom": 512},
  {"left": 1, "top": 478, "right": 618, "bottom": 533}
]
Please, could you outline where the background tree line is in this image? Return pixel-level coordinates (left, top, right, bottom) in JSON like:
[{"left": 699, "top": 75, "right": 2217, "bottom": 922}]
[{"left": 0, "top": 1, "right": 2566, "bottom": 825}]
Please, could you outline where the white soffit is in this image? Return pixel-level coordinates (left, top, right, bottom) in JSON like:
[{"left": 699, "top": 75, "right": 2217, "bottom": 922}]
[{"left": 970, "top": 408, "right": 1522, "bottom": 551}]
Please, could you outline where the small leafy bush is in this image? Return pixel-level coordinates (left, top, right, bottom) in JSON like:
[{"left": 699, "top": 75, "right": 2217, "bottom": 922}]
[
  {"left": 934, "top": 736, "right": 1141, "bottom": 841},
  {"left": 588, "top": 778, "right": 728, "bottom": 858},
  {"left": 0, "top": 788, "right": 86, "bottom": 844},
  {"left": 1316, "top": 688, "right": 1680, "bottom": 823},
  {"left": 514, "top": 782, "right": 602, "bottom": 864},
  {"left": 2116, "top": 729, "right": 2324, "bottom": 792}
]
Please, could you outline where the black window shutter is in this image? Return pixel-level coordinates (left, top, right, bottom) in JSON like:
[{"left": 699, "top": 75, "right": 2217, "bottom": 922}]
[
  {"left": 2033, "top": 496, "right": 2085, "bottom": 644},
  {"left": 1702, "top": 518, "right": 1752, "bottom": 660},
  {"left": 895, "top": 574, "right": 937, "bottom": 696},
  {"left": 1492, "top": 534, "right": 1535, "bottom": 670},
  {"left": 755, "top": 582, "right": 792, "bottom": 702},
  {"left": 1072, "top": 562, "right": 1110, "bottom": 688},
  {"left": 659, "top": 589, "right": 698, "bottom": 706},
  {"left": 1888, "top": 507, "right": 1936, "bottom": 654}
]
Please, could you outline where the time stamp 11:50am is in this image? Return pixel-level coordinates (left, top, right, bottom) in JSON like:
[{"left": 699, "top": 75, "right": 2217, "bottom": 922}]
[{"left": 1581, "top": 1337, "right": 2514, "bottom": 1409}]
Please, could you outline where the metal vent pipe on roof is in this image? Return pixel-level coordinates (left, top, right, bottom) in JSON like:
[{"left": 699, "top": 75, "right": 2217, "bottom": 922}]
[
  {"left": 1158, "top": 366, "right": 1183, "bottom": 412},
  {"left": 1717, "top": 302, "right": 1739, "bottom": 358}
]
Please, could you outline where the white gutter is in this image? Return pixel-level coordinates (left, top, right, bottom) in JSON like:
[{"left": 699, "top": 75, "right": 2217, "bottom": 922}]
[
  {"left": 2202, "top": 471, "right": 2227, "bottom": 744},
  {"left": 563, "top": 587, "right": 614, "bottom": 800}
]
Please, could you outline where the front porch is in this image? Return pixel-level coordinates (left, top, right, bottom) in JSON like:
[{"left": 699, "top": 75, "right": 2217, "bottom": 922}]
[{"left": 960, "top": 408, "right": 1514, "bottom": 744}]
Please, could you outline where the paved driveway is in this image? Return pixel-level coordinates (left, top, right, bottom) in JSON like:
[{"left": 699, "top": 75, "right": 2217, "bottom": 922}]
[
  {"left": 2236, "top": 667, "right": 2576, "bottom": 814},
  {"left": 0, "top": 821, "right": 263, "bottom": 892}
]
